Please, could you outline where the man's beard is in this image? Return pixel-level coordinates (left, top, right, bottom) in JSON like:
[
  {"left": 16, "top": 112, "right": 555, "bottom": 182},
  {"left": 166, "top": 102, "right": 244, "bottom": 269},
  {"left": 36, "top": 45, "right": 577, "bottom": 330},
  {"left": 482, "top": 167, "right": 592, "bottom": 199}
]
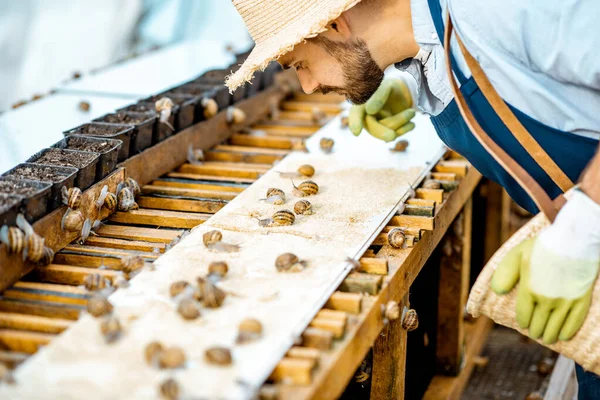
[{"left": 311, "top": 36, "right": 384, "bottom": 105}]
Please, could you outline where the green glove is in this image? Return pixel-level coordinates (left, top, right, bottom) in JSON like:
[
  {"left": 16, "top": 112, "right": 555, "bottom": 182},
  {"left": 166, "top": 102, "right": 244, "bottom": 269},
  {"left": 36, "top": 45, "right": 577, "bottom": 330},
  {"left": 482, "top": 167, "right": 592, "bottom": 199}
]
[
  {"left": 491, "top": 191, "right": 600, "bottom": 344},
  {"left": 348, "top": 79, "right": 416, "bottom": 141}
]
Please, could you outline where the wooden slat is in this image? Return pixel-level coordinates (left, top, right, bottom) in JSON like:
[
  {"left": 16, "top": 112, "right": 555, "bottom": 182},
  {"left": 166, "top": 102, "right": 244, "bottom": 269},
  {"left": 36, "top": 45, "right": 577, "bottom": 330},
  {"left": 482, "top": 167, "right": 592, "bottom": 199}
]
[
  {"left": 293, "top": 92, "right": 345, "bottom": 103},
  {"left": 167, "top": 172, "right": 255, "bottom": 184},
  {"left": 434, "top": 160, "right": 468, "bottom": 177},
  {"left": 390, "top": 215, "right": 435, "bottom": 231},
  {"left": 302, "top": 328, "right": 334, "bottom": 350},
  {"left": 95, "top": 225, "right": 182, "bottom": 244},
  {"left": 0, "top": 312, "right": 72, "bottom": 334},
  {"left": 404, "top": 204, "right": 435, "bottom": 217},
  {"left": 31, "top": 264, "right": 121, "bottom": 286},
  {"left": 150, "top": 180, "right": 245, "bottom": 193},
  {"left": 281, "top": 101, "right": 341, "bottom": 114},
  {"left": 286, "top": 347, "right": 321, "bottom": 364},
  {"left": 416, "top": 188, "right": 444, "bottom": 203},
  {"left": 358, "top": 257, "right": 388, "bottom": 275},
  {"left": 0, "top": 299, "right": 83, "bottom": 320},
  {"left": 309, "top": 317, "right": 346, "bottom": 339},
  {"left": 229, "top": 133, "right": 295, "bottom": 150},
  {"left": 339, "top": 273, "right": 383, "bottom": 295},
  {"left": 110, "top": 209, "right": 210, "bottom": 229},
  {"left": 205, "top": 149, "right": 283, "bottom": 164},
  {"left": 178, "top": 162, "right": 267, "bottom": 179},
  {"left": 4, "top": 282, "right": 90, "bottom": 306},
  {"left": 270, "top": 357, "right": 316, "bottom": 385},
  {"left": 431, "top": 172, "right": 457, "bottom": 181},
  {"left": 142, "top": 185, "right": 238, "bottom": 201},
  {"left": 316, "top": 309, "right": 348, "bottom": 323},
  {"left": 0, "top": 329, "right": 54, "bottom": 354},
  {"left": 325, "top": 292, "right": 361, "bottom": 314},
  {"left": 53, "top": 253, "right": 123, "bottom": 269},
  {"left": 212, "top": 145, "right": 290, "bottom": 156},
  {"left": 0, "top": 350, "right": 29, "bottom": 368},
  {"left": 66, "top": 240, "right": 165, "bottom": 254},
  {"left": 137, "top": 196, "right": 226, "bottom": 214}
]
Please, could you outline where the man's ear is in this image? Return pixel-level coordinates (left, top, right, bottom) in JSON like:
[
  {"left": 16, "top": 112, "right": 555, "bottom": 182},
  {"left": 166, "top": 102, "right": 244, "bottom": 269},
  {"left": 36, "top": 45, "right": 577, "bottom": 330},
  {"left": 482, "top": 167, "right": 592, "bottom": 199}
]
[{"left": 321, "top": 14, "right": 352, "bottom": 41}]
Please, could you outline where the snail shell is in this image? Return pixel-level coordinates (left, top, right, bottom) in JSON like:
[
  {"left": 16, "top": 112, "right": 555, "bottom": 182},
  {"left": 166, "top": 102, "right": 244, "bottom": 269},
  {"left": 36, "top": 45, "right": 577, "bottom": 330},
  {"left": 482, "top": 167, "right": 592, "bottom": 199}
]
[
  {"left": 120, "top": 255, "right": 144, "bottom": 277},
  {"left": 275, "top": 253, "right": 306, "bottom": 272},
  {"left": 387, "top": 228, "right": 406, "bottom": 249},
  {"left": 208, "top": 261, "right": 228, "bottom": 279},
  {"left": 61, "top": 208, "right": 84, "bottom": 232},
  {"left": 291, "top": 140, "right": 307, "bottom": 152},
  {"left": 159, "top": 347, "right": 186, "bottom": 369},
  {"left": 117, "top": 184, "right": 135, "bottom": 212},
  {"left": 384, "top": 301, "right": 400, "bottom": 321},
  {"left": 25, "top": 233, "right": 45, "bottom": 263},
  {"left": 0, "top": 226, "right": 25, "bottom": 253},
  {"left": 236, "top": 318, "right": 263, "bottom": 344},
  {"left": 297, "top": 164, "right": 315, "bottom": 177},
  {"left": 169, "top": 281, "right": 190, "bottom": 298},
  {"left": 145, "top": 341, "right": 164, "bottom": 366},
  {"left": 422, "top": 180, "right": 441, "bottom": 190},
  {"left": 124, "top": 178, "right": 141, "bottom": 197},
  {"left": 61, "top": 186, "right": 82, "bottom": 209},
  {"left": 155, "top": 97, "right": 174, "bottom": 113},
  {"left": 197, "top": 277, "right": 226, "bottom": 308},
  {"left": 292, "top": 180, "right": 319, "bottom": 197},
  {"left": 177, "top": 298, "right": 201, "bottom": 320},
  {"left": 265, "top": 188, "right": 285, "bottom": 205},
  {"left": 340, "top": 116, "right": 349, "bottom": 128},
  {"left": 205, "top": 346, "right": 232, "bottom": 366},
  {"left": 402, "top": 309, "right": 419, "bottom": 331},
  {"left": 202, "top": 98, "right": 218, "bottom": 119},
  {"left": 130, "top": 202, "right": 139, "bottom": 211},
  {"left": 272, "top": 209, "right": 295, "bottom": 226},
  {"left": 294, "top": 200, "right": 313, "bottom": 215},
  {"left": 160, "top": 378, "right": 180, "bottom": 400},
  {"left": 78, "top": 101, "right": 90, "bottom": 112},
  {"left": 103, "top": 192, "right": 118, "bottom": 212},
  {"left": 391, "top": 140, "right": 409, "bottom": 152},
  {"left": 38, "top": 247, "right": 55, "bottom": 266},
  {"left": 320, "top": 137, "right": 334, "bottom": 153},
  {"left": 100, "top": 316, "right": 122, "bottom": 343},
  {"left": 203, "top": 230, "right": 222, "bottom": 247},
  {"left": 226, "top": 107, "right": 246, "bottom": 125},
  {"left": 87, "top": 295, "right": 113, "bottom": 317},
  {"left": 84, "top": 273, "right": 110, "bottom": 291}
]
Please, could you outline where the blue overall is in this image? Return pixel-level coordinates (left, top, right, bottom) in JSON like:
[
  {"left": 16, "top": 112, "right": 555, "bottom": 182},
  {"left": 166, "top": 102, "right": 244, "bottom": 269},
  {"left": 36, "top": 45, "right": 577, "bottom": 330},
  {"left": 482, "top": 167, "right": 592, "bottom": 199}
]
[{"left": 425, "top": 0, "right": 600, "bottom": 397}]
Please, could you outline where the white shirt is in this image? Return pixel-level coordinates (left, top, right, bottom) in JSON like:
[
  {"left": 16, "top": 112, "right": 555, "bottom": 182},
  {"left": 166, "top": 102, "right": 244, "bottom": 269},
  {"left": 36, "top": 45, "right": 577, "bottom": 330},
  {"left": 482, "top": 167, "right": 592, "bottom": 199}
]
[{"left": 396, "top": 0, "right": 600, "bottom": 141}]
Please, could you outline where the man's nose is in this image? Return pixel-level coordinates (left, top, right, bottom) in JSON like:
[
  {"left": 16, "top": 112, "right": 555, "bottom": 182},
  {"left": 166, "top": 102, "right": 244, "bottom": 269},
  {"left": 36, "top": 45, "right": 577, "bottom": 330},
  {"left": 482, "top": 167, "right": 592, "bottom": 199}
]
[{"left": 297, "top": 69, "right": 319, "bottom": 94}]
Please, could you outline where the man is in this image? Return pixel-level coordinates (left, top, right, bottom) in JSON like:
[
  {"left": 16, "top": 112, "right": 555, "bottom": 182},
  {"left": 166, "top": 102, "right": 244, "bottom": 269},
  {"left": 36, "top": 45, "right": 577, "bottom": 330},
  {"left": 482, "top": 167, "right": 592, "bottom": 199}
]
[{"left": 226, "top": 0, "right": 600, "bottom": 396}]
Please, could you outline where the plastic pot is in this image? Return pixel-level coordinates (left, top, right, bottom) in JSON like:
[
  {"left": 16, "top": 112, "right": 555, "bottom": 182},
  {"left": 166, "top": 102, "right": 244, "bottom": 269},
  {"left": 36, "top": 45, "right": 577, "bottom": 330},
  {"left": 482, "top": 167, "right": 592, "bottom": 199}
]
[
  {"left": 93, "top": 112, "right": 156, "bottom": 155},
  {"left": 64, "top": 123, "right": 133, "bottom": 162},
  {"left": 0, "top": 178, "right": 52, "bottom": 222},
  {"left": 197, "top": 69, "right": 246, "bottom": 103},
  {"left": 118, "top": 102, "right": 174, "bottom": 144},
  {"left": 143, "top": 93, "right": 196, "bottom": 131},
  {"left": 28, "top": 148, "right": 99, "bottom": 190},
  {"left": 0, "top": 194, "right": 23, "bottom": 226},
  {"left": 166, "top": 84, "right": 222, "bottom": 123},
  {"left": 52, "top": 136, "right": 122, "bottom": 181}
]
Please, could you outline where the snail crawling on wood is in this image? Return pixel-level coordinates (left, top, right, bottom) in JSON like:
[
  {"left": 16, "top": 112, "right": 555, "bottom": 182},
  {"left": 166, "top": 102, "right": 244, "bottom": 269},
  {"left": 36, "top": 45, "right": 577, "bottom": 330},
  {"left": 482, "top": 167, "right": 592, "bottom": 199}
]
[
  {"left": 204, "top": 346, "right": 232, "bottom": 366},
  {"left": 292, "top": 180, "right": 319, "bottom": 197},
  {"left": 61, "top": 186, "right": 82, "bottom": 209},
  {"left": 387, "top": 228, "right": 406, "bottom": 249},
  {"left": 118, "top": 255, "right": 145, "bottom": 279},
  {"left": 95, "top": 185, "right": 114, "bottom": 213},
  {"left": 187, "top": 145, "right": 205, "bottom": 165},
  {"left": 226, "top": 106, "right": 246, "bottom": 125},
  {"left": 260, "top": 188, "right": 285, "bottom": 205},
  {"left": 402, "top": 308, "right": 419, "bottom": 331},
  {"left": 320, "top": 137, "right": 334, "bottom": 153},
  {"left": 84, "top": 274, "right": 111, "bottom": 291},
  {"left": 155, "top": 97, "right": 175, "bottom": 131},
  {"left": 61, "top": 208, "right": 84, "bottom": 233},
  {"left": 277, "top": 164, "right": 315, "bottom": 179},
  {"left": 116, "top": 182, "right": 137, "bottom": 212},
  {"left": 294, "top": 199, "right": 314, "bottom": 215},
  {"left": 257, "top": 209, "right": 295, "bottom": 227},
  {"left": 236, "top": 318, "right": 263, "bottom": 344},
  {"left": 0, "top": 225, "right": 25, "bottom": 253},
  {"left": 275, "top": 253, "right": 307, "bottom": 273},
  {"left": 16, "top": 214, "right": 46, "bottom": 263},
  {"left": 202, "top": 97, "right": 219, "bottom": 119},
  {"left": 124, "top": 177, "right": 141, "bottom": 197},
  {"left": 202, "top": 230, "right": 240, "bottom": 253}
]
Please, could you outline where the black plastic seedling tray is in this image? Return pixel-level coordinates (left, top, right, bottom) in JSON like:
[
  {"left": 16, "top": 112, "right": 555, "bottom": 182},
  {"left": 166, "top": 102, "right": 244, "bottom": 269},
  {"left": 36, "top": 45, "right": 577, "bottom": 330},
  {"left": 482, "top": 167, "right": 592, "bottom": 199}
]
[
  {"left": 52, "top": 136, "right": 122, "bottom": 181},
  {"left": 64, "top": 123, "right": 133, "bottom": 162},
  {"left": 93, "top": 112, "right": 156, "bottom": 155},
  {"left": 0, "top": 194, "right": 24, "bottom": 226},
  {"left": 2, "top": 163, "right": 78, "bottom": 212},
  {"left": 197, "top": 69, "right": 246, "bottom": 103},
  {"left": 117, "top": 102, "right": 174, "bottom": 144},
  {"left": 142, "top": 93, "right": 196, "bottom": 131},
  {"left": 28, "top": 148, "right": 100, "bottom": 190},
  {"left": 0, "top": 178, "right": 52, "bottom": 222},
  {"left": 167, "top": 84, "right": 223, "bottom": 123},
  {"left": 186, "top": 80, "right": 231, "bottom": 110}
]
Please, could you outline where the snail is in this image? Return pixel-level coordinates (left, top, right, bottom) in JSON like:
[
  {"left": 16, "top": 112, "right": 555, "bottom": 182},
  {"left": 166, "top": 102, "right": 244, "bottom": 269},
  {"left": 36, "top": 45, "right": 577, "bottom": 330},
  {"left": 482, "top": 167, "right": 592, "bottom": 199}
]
[
  {"left": 78, "top": 100, "right": 91, "bottom": 112},
  {"left": 145, "top": 341, "right": 164, "bottom": 366},
  {"left": 311, "top": 107, "right": 327, "bottom": 124},
  {"left": 177, "top": 298, "right": 201, "bottom": 320},
  {"left": 226, "top": 107, "right": 246, "bottom": 125},
  {"left": 292, "top": 180, "right": 319, "bottom": 197},
  {"left": 95, "top": 185, "right": 109, "bottom": 212},
  {"left": 208, "top": 261, "right": 228, "bottom": 281},
  {"left": 130, "top": 202, "right": 139, "bottom": 211},
  {"left": 294, "top": 199, "right": 314, "bottom": 215},
  {"left": 38, "top": 247, "right": 55, "bottom": 266},
  {"left": 236, "top": 318, "right": 263, "bottom": 344},
  {"left": 187, "top": 145, "right": 204, "bottom": 165},
  {"left": 387, "top": 228, "right": 406, "bottom": 249},
  {"left": 257, "top": 209, "right": 295, "bottom": 227},
  {"left": 320, "top": 137, "right": 334, "bottom": 153},
  {"left": 16, "top": 214, "right": 45, "bottom": 263},
  {"left": 202, "top": 230, "right": 240, "bottom": 253},
  {"left": 277, "top": 164, "right": 315, "bottom": 179},
  {"left": 100, "top": 316, "right": 122, "bottom": 344},
  {"left": 61, "top": 186, "right": 82, "bottom": 209},
  {"left": 61, "top": 208, "right": 84, "bottom": 232},
  {"left": 340, "top": 116, "right": 349, "bottom": 128},
  {"left": 260, "top": 188, "right": 285, "bottom": 205},
  {"left": 159, "top": 378, "right": 180, "bottom": 400},
  {"left": 103, "top": 192, "right": 118, "bottom": 212},
  {"left": 275, "top": 253, "right": 307, "bottom": 272},
  {"left": 391, "top": 140, "right": 409, "bottom": 152},
  {"left": 291, "top": 140, "right": 308, "bottom": 152},
  {"left": 0, "top": 225, "right": 25, "bottom": 253},
  {"left": 116, "top": 182, "right": 135, "bottom": 212},
  {"left": 87, "top": 295, "right": 113, "bottom": 317},
  {"left": 384, "top": 301, "right": 400, "bottom": 321},
  {"left": 119, "top": 255, "right": 144, "bottom": 278},
  {"left": 159, "top": 346, "right": 186, "bottom": 369},
  {"left": 197, "top": 277, "right": 226, "bottom": 308},
  {"left": 124, "top": 178, "right": 141, "bottom": 197},
  {"left": 202, "top": 97, "right": 219, "bottom": 119},
  {"left": 422, "top": 179, "right": 441, "bottom": 190},
  {"left": 169, "top": 281, "right": 190, "bottom": 298},
  {"left": 79, "top": 218, "right": 95, "bottom": 244},
  {"left": 204, "top": 346, "right": 232, "bottom": 366},
  {"left": 84, "top": 274, "right": 111, "bottom": 291},
  {"left": 155, "top": 97, "right": 175, "bottom": 131},
  {"left": 401, "top": 308, "right": 419, "bottom": 331}
]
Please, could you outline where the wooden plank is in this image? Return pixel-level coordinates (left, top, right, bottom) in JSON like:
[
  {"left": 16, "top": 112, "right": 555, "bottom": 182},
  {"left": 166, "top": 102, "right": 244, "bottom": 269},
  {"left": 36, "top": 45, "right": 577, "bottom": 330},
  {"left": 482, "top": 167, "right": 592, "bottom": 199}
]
[
  {"left": 293, "top": 92, "right": 345, "bottom": 103},
  {"left": 358, "top": 258, "right": 388, "bottom": 275},
  {"left": 252, "top": 125, "right": 317, "bottom": 138},
  {"left": 212, "top": 145, "right": 290, "bottom": 157},
  {"left": 0, "top": 329, "right": 54, "bottom": 354},
  {"left": 281, "top": 101, "right": 341, "bottom": 114},
  {"left": 390, "top": 215, "right": 435, "bottom": 231},
  {"left": 179, "top": 161, "right": 271, "bottom": 176},
  {"left": 137, "top": 196, "right": 227, "bottom": 214},
  {"left": 416, "top": 188, "right": 444, "bottom": 203},
  {"left": 4, "top": 282, "right": 90, "bottom": 306},
  {"left": 167, "top": 172, "right": 255, "bottom": 184},
  {"left": 339, "top": 273, "right": 383, "bottom": 295},
  {"left": 431, "top": 172, "right": 457, "bottom": 181},
  {"left": 0, "top": 350, "right": 29, "bottom": 368},
  {"left": 434, "top": 160, "right": 468, "bottom": 177},
  {"left": 205, "top": 149, "right": 283, "bottom": 164},
  {"left": 270, "top": 357, "right": 316, "bottom": 385},
  {"left": 69, "top": 238, "right": 164, "bottom": 254},
  {"left": 53, "top": 253, "right": 123, "bottom": 269},
  {"left": 407, "top": 198, "right": 437, "bottom": 207},
  {"left": 316, "top": 309, "right": 348, "bottom": 323},
  {"left": 95, "top": 225, "right": 183, "bottom": 244},
  {"left": 274, "top": 111, "right": 316, "bottom": 121},
  {"left": 302, "top": 328, "right": 334, "bottom": 350},
  {"left": 0, "top": 312, "right": 72, "bottom": 334},
  {"left": 150, "top": 180, "right": 245, "bottom": 193},
  {"left": 286, "top": 347, "right": 321, "bottom": 364},
  {"left": 30, "top": 264, "right": 121, "bottom": 286},
  {"left": 0, "top": 299, "right": 83, "bottom": 320},
  {"left": 229, "top": 133, "right": 295, "bottom": 150},
  {"left": 141, "top": 185, "right": 238, "bottom": 201},
  {"left": 325, "top": 292, "right": 361, "bottom": 314},
  {"left": 309, "top": 317, "right": 346, "bottom": 339},
  {"left": 404, "top": 204, "right": 435, "bottom": 217},
  {"left": 109, "top": 209, "right": 210, "bottom": 229}
]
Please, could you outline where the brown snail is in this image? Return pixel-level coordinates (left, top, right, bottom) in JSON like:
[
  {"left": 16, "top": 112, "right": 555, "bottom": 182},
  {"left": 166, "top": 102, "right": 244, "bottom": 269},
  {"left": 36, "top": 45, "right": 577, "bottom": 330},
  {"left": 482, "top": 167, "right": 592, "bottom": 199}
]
[
  {"left": 187, "top": 145, "right": 204, "bottom": 165},
  {"left": 119, "top": 255, "right": 144, "bottom": 278},
  {"left": 236, "top": 318, "right": 263, "bottom": 344},
  {"left": 87, "top": 295, "right": 113, "bottom": 317},
  {"left": 402, "top": 308, "right": 419, "bottom": 331},
  {"left": 159, "top": 378, "right": 180, "bottom": 400},
  {"left": 100, "top": 316, "right": 122, "bottom": 343},
  {"left": 169, "top": 281, "right": 190, "bottom": 298},
  {"left": 422, "top": 180, "right": 441, "bottom": 190},
  {"left": 84, "top": 274, "right": 111, "bottom": 291},
  {"left": 202, "top": 98, "right": 218, "bottom": 119},
  {"left": 116, "top": 183, "right": 135, "bottom": 212},
  {"left": 292, "top": 180, "right": 319, "bottom": 197},
  {"left": 276, "top": 164, "right": 315, "bottom": 179},
  {"left": 208, "top": 261, "right": 228, "bottom": 279},
  {"left": 159, "top": 346, "right": 186, "bottom": 369},
  {"left": 340, "top": 116, "right": 349, "bottom": 128},
  {"left": 258, "top": 209, "right": 295, "bottom": 227},
  {"left": 391, "top": 140, "right": 409, "bottom": 152},
  {"left": 103, "top": 192, "right": 118, "bottom": 212},
  {"left": 16, "top": 214, "right": 45, "bottom": 263},
  {"left": 177, "top": 298, "right": 201, "bottom": 320},
  {"left": 95, "top": 185, "right": 109, "bottom": 212},
  {"left": 145, "top": 341, "right": 164, "bottom": 366},
  {"left": 0, "top": 225, "right": 25, "bottom": 253},
  {"left": 275, "top": 253, "right": 307, "bottom": 272},
  {"left": 261, "top": 188, "right": 285, "bottom": 205},
  {"left": 202, "top": 230, "right": 239, "bottom": 253},
  {"left": 204, "top": 346, "right": 232, "bottom": 366},
  {"left": 197, "top": 277, "right": 226, "bottom": 308},
  {"left": 38, "top": 246, "right": 55, "bottom": 266},
  {"left": 78, "top": 100, "right": 91, "bottom": 112},
  {"left": 320, "top": 137, "right": 334, "bottom": 153},
  {"left": 387, "top": 228, "right": 406, "bottom": 249},
  {"left": 226, "top": 107, "right": 246, "bottom": 125},
  {"left": 61, "top": 186, "right": 82, "bottom": 209},
  {"left": 61, "top": 208, "right": 84, "bottom": 232},
  {"left": 155, "top": 97, "right": 175, "bottom": 131},
  {"left": 294, "top": 199, "right": 314, "bottom": 215},
  {"left": 124, "top": 177, "right": 141, "bottom": 197}
]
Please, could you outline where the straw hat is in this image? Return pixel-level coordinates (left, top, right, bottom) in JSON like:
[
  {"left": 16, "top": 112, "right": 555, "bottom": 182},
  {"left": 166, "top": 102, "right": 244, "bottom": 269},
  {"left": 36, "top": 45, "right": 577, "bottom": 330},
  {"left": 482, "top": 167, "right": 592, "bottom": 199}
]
[{"left": 226, "top": 0, "right": 363, "bottom": 92}]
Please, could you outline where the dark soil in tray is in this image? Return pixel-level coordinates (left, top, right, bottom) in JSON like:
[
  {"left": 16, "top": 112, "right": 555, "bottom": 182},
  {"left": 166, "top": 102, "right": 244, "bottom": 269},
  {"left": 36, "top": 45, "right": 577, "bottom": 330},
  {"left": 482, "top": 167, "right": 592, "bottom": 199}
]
[
  {"left": 5, "top": 165, "right": 68, "bottom": 183},
  {"left": 72, "top": 124, "right": 126, "bottom": 137},
  {"left": 34, "top": 148, "right": 97, "bottom": 169},
  {"left": 0, "top": 180, "right": 43, "bottom": 196},
  {"left": 63, "top": 136, "right": 116, "bottom": 153},
  {"left": 170, "top": 85, "right": 210, "bottom": 96},
  {"left": 147, "top": 94, "right": 191, "bottom": 106},
  {"left": 98, "top": 112, "right": 152, "bottom": 125},
  {"left": 0, "top": 194, "right": 21, "bottom": 208},
  {"left": 120, "top": 103, "right": 156, "bottom": 114}
]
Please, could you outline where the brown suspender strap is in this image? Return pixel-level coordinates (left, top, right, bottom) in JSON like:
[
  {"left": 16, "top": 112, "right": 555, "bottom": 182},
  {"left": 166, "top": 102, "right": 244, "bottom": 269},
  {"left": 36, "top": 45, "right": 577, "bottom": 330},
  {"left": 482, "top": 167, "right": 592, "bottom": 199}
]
[{"left": 443, "top": 15, "right": 565, "bottom": 222}]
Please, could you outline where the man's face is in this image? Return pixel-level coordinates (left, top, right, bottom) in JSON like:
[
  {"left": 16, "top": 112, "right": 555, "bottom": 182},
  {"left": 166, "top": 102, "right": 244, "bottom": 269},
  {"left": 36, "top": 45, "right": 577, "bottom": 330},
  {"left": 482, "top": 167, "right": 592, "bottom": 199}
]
[{"left": 278, "top": 36, "right": 384, "bottom": 104}]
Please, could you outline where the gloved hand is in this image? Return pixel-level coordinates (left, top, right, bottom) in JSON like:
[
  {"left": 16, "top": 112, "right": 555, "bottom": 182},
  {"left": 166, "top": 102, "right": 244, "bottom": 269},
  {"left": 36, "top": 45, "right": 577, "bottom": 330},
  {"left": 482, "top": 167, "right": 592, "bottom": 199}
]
[
  {"left": 348, "top": 79, "right": 416, "bottom": 142},
  {"left": 491, "top": 190, "right": 600, "bottom": 344}
]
